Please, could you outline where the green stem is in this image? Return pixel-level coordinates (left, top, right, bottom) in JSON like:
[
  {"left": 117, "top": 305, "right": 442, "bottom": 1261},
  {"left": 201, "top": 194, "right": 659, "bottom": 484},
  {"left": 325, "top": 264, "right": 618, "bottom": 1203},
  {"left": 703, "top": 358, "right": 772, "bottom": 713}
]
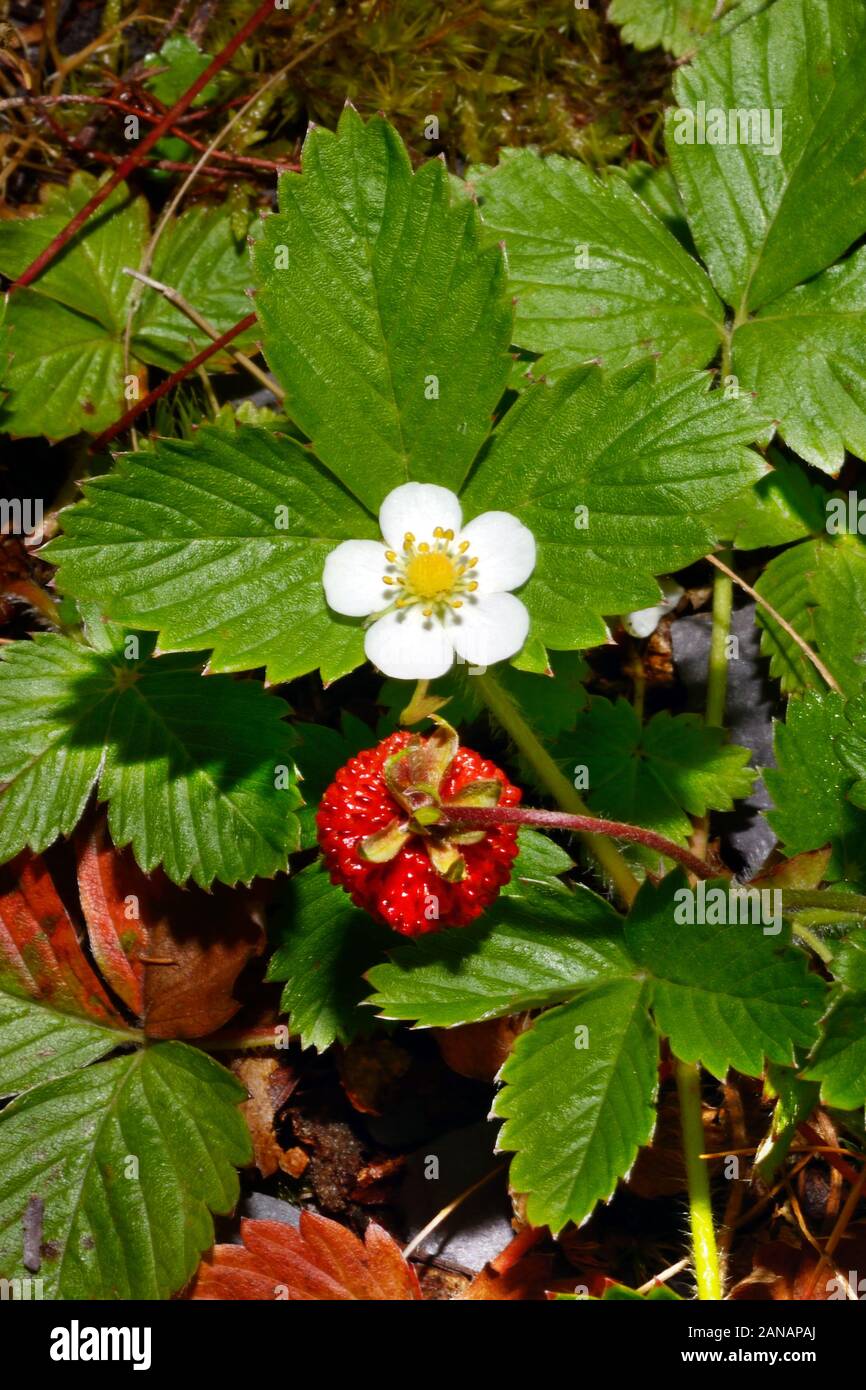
[
  {"left": 676, "top": 1058, "right": 723, "bottom": 1300},
  {"left": 791, "top": 923, "right": 834, "bottom": 965},
  {"left": 474, "top": 670, "right": 639, "bottom": 906},
  {"left": 706, "top": 548, "right": 733, "bottom": 728},
  {"left": 783, "top": 888, "right": 866, "bottom": 916}
]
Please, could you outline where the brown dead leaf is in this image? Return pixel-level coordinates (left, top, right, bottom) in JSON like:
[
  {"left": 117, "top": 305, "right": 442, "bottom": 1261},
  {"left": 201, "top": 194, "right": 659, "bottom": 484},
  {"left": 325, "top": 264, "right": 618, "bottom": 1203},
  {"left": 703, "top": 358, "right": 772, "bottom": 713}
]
[
  {"left": 189, "top": 1211, "right": 422, "bottom": 1300},
  {"left": 729, "top": 1228, "right": 866, "bottom": 1300},
  {"left": 434, "top": 1015, "right": 528, "bottom": 1082},
  {"left": 337, "top": 1039, "right": 412, "bottom": 1115},
  {"left": 232, "top": 1056, "right": 299, "bottom": 1179}
]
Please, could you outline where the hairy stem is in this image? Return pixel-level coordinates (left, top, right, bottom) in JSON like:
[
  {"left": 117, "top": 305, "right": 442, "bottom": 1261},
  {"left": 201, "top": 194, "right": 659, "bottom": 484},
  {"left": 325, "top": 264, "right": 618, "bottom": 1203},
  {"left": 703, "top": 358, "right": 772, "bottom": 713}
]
[
  {"left": 439, "top": 804, "right": 717, "bottom": 881},
  {"left": 473, "top": 670, "right": 640, "bottom": 906},
  {"left": 676, "top": 1059, "right": 722, "bottom": 1300}
]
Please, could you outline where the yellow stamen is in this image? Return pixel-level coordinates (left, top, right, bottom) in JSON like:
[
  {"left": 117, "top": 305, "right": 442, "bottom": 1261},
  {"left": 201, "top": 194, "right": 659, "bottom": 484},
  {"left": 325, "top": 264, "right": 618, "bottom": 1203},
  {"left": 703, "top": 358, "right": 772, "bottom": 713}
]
[
  {"left": 467, "top": 580, "right": 479, "bottom": 592},
  {"left": 385, "top": 550, "right": 396, "bottom": 562}
]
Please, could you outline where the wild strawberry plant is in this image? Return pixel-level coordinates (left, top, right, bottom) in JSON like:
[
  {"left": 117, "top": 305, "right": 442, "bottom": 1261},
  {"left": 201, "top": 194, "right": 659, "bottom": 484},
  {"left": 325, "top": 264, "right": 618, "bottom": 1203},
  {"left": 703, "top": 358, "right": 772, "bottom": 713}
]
[{"left": 1, "top": 0, "right": 865, "bottom": 1306}]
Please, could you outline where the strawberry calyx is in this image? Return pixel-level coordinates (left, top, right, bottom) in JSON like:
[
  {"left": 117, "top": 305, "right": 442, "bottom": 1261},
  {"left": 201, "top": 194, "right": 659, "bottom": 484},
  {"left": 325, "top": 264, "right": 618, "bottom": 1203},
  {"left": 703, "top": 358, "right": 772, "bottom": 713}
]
[{"left": 358, "top": 717, "right": 503, "bottom": 882}]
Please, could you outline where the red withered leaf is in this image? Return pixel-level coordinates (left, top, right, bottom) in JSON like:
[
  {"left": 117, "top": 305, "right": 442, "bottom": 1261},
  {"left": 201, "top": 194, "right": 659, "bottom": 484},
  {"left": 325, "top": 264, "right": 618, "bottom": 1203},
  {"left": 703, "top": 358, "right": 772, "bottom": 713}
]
[
  {"left": 76, "top": 820, "right": 147, "bottom": 1014},
  {"left": 190, "top": 1211, "right": 422, "bottom": 1301},
  {"left": 75, "top": 813, "right": 267, "bottom": 1039},
  {"left": 0, "top": 850, "right": 125, "bottom": 1025}
]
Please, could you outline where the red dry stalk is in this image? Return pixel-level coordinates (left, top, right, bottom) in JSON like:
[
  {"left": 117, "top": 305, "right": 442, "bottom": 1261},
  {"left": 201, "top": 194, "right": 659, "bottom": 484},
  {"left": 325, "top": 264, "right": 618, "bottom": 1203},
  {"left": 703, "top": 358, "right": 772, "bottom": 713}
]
[
  {"left": 7, "top": 0, "right": 280, "bottom": 294},
  {"left": 88, "top": 310, "right": 259, "bottom": 454}
]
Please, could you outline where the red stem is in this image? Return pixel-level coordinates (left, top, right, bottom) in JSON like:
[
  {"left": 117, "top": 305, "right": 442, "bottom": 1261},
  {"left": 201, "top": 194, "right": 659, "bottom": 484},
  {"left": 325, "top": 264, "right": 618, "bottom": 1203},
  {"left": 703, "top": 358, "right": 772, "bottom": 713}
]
[
  {"left": 35, "top": 95, "right": 301, "bottom": 173},
  {"left": 440, "top": 805, "right": 718, "bottom": 881},
  {"left": 7, "top": 0, "right": 277, "bottom": 294},
  {"left": 89, "top": 311, "right": 258, "bottom": 453}
]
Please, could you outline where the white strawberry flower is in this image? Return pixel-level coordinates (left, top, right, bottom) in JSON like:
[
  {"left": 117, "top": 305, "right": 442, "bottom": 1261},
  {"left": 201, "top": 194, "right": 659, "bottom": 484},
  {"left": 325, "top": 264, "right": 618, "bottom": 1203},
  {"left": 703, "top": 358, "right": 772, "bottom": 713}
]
[{"left": 323, "top": 482, "right": 536, "bottom": 680}]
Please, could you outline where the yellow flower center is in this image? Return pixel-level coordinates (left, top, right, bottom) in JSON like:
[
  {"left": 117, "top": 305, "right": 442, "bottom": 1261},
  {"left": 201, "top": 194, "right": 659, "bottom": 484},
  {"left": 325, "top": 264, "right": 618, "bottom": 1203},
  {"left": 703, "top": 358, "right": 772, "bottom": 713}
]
[
  {"left": 380, "top": 526, "right": 480, "bottom": 618},
  {"left": 406, "top": 550, "right": 456, "bottom": 598}
]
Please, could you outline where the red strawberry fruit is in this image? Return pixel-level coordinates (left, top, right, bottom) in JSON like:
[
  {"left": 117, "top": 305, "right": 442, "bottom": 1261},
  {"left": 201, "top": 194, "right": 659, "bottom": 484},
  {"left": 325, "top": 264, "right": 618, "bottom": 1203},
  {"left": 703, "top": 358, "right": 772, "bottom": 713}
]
[{"left": 316, "top": 719, "right": 521, "bottom": 936}]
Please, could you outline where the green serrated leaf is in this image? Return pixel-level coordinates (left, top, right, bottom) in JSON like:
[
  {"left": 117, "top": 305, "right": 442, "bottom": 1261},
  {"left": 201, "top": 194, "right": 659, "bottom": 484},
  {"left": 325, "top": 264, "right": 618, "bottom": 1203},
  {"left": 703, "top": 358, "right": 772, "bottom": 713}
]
[
  {"left": 460, "top": 365, "right": 767, "bottom": 651},
  {"left": 624, "top": 873, "right": 826, "bottom": 1078},
  {"left": 668, "top": 0, "right": 866, "bottom": 314},
  {"left": 766, "top": 692, "right": 866, "bottom": 887},
  {"left": 503, "top": 827, "right": 574, "bottom": 895},
  {"left": 803, "top": 993, "right": 866, "bottom": 1111},
  {"left": 366, "top": 883, "right": 629, "bottom": 1028},
  {"left": 474, "top": 149, "right": 724, "bottom": 373},
  {"left": 0, "top": 1041, "right": 250, "bottom": 1299},
  {"left": 733, "top": 248, "right": 866, "bottom": 475},
  {"left": 756, "top": 534, "right": 866, "bottom": 697},
  {"left": 267, "top": 865, "right": 393, "bottom": 1052},
  {"left": 0, "top": 991, "right": 135, "bottom": 1099},
  {"left": 254, "top": 107, "right": 512, "bottom": 510},
  {"left": 44, "top": 425, "right": 375, "bottom": 686},
  {"left": 493, "top": 980, "right": 658, "bottom": 1233},
  {"left": 133, "top": 205, "right": 259, "bottom": 370},
  {"left": 710, "top": 451, "right": 825, "bottom": 552},
  {"left": 609, "top": 0, "right": 716, "bottom": 56},
  {"left": 0, "top": 173, "right": 260, "bottom": 439},
  {"left": 755, "top": 1061, "right": 820, "bottom": 1183},
  {"left": 558, "top": 698, "right": 755, "bottom": 847},
  {"left": 0, "top": 633, "right": 300, "bottom": 887}
]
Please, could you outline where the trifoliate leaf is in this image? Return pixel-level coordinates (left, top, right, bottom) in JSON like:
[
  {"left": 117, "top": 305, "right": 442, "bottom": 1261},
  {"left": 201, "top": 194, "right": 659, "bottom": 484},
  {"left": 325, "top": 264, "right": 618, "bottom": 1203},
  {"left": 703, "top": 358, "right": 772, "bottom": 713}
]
[
  {"left": 366, "top": 884, "right": 629, "bottom": 1028},
  {"left": 756, "top": 534, "right": 866, "bottom": 697},
  {"left": 667, "top": 0, "right": 866, "bottom": 314},
  {"left": 710, "top": 451, "right": 825, "bottom": 552},
  {"left": 766, "top": 693, "right": 866, "bottom": 888},
  {"left": 493, "top": 981, "right": 658, "bottom": 1233},
  {"left": 803, "top": 994, "right": 866, "bottom": 1111},
  {"left": 608, "top": 0, "right": 716, "bottom": 56},
  {"left": 0, "top": 632, "right": 300, "bottom": 887},
  {"left": 253, "top": 106, "right": 512, "bottom": 510},
  {"left": 473, "top": 149, "right": 723, "bottom": 374},
  {"left": 266, "top": 865, "right": 393, "bottom": 1052},
  {"left": 0, "top": 1042, "right": 250, "bottom": 1299},
  {"left": 733, "top": 248, "right": 866, "bottom": 475},
  {"left": 459, "top": 364, "right": 767, "bottom": 650},
  {"left": 558, "top": 698, "right": 755, "bottom": 846},
  {"left": 624, "top": 873, "right": 826, "bottom": 1079},
  {"left": 43, "top": 425, "right": 376, "bottom": 685}
]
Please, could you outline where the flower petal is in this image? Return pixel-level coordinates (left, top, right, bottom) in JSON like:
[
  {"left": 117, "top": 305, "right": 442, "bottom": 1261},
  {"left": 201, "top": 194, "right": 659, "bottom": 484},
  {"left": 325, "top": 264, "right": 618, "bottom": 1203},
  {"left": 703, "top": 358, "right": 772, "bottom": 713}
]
[
  {"left": 459, "top": 512, "right": 536, "bottom": 593},
  {"left": 378, "top": 482, "right": 462, "bottom": 550},
  {"left": 622, "top": 577, "right": 684, "bottom": 638},
  {"left": 448, "top": 592, "right": 530, "bottom": 668},
  {"left": 365, "top": 606, "right": 455, "bottom": 679},
  {"left": 323, "top": 540, "right": 391, "bottom": 617}
]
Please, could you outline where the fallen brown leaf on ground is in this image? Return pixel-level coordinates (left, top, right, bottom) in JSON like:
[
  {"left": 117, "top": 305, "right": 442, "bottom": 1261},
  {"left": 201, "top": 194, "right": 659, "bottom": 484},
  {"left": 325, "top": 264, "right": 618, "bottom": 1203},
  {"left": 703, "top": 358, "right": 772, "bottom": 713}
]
[{"left": 189, "top": 1211, "right": 422, "bottom": 1300}]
